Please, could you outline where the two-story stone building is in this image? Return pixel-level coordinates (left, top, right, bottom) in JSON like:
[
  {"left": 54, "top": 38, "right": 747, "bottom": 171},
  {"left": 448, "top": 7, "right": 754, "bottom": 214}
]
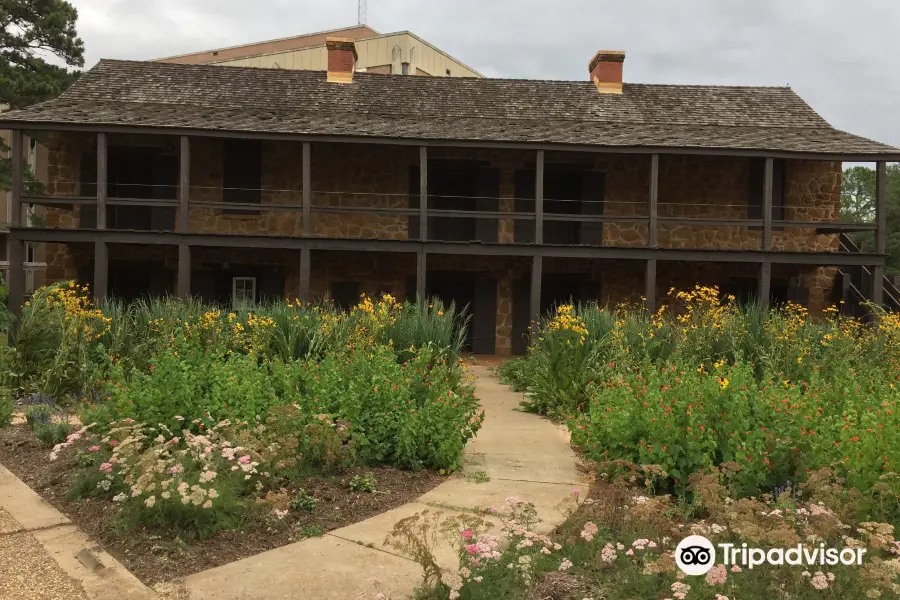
[{"left": 2, "top": 40, "right": 898, "bottom": 354}]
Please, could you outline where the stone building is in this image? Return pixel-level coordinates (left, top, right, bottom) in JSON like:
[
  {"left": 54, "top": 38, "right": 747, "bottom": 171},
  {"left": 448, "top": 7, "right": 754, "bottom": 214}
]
[{"left": 2, "top": 40, "right": 898, "bottom": 355}]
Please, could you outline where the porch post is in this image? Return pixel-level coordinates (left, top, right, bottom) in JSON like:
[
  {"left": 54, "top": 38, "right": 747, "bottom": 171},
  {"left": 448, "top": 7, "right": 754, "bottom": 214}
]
[
  {"left": 92, "top": 132, "right": 109, "bottom": 301},
  {"left": 302, "top": 142, "right": 311, "bottom": 237},
  {"left": 179, "top": 136, "right": 190, "bottom": 232},
  {"left": 8, "top": 130, "right": 25, "bottom": 333},
  {"left": 758, "top": 260, "right": 771, "bottom": 311},
  {"left": 177, "top": 244, "right": 191, "bottom": 298},
  {"left": 529, "top": 255, "right": 542, "bottom": 328},
  {"left": 419, "top": 146, "right": 428, "bottom": 241},
  {"left": 416, "top": 250, "right": 427, "bottom": 302},
  {"left": 535, "top": 150, "right": 544, "bottom": 244},
  {"left": 93, "top": 241, "right": 108, "bottom": 301},
  {"left": 648, "top": 153, "right": 659, "bottom": 248},
  {"left": 97, "top": 132, "right": 107, "bottom": 230},
  {"left": 872, "top": 161, "right": 887, "bottom": 308},
  {"left": 645, "top": 258, "right": 657, "bottom": 312},
  {"left": 299, "top": 247, "right": 311, "bottom": 302},
  {"left": 762, "top": 157, "right": 773, "bottom": 251}
]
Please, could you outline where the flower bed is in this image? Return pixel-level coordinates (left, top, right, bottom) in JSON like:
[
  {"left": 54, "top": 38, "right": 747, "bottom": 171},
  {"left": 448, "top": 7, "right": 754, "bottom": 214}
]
[
  {"left": 0, "top": 285, "right": 483, "bottom": 582},
  {"left": 398, "top": 468, "right": 900, "bottom": 600},
  {"left": 500, "top": 287, "right": 900, "bottom": 517}
]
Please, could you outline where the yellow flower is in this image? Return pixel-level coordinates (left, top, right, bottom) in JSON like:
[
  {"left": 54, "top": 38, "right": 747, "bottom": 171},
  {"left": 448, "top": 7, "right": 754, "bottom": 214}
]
[{"left": 718, "top": 377, "right": 729, "bottom": 390}]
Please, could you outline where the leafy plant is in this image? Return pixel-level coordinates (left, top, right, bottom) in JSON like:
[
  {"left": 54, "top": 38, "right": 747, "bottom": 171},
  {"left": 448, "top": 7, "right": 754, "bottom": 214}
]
[
  {"left": 34, "top": 420, "right": 71, "bottom": 448},
  {"left": 348, "top": 472, "right": 378, "bottom": 493},
  {"left": 289, "top": 489, "right": 317, "bottom": 512}
]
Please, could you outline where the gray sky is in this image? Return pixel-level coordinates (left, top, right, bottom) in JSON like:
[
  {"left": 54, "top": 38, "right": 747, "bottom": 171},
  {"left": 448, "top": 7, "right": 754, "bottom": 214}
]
[{"left": 70, "top": 0, "right": 899, "bottom": 152}]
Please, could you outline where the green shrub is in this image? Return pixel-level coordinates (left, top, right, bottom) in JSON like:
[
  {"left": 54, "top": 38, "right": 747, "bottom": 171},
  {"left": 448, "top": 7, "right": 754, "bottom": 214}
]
[
  {"left": 0, "top": 389, "right": 12, "bottom": 429},
  {"left": 289, "top": 489, "right": 317, "bottom": 512},
  {"left": 348, "top": 472, "right": 378, "bottom": 493},
  {"left": 34, "top": 421, "right": 71, "bottom": 448}
]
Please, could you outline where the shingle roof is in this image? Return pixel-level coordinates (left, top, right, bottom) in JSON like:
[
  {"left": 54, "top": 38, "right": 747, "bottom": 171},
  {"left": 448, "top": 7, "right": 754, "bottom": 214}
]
[{"left": 1, "top": 59, "right": 896, "bottom": 156}]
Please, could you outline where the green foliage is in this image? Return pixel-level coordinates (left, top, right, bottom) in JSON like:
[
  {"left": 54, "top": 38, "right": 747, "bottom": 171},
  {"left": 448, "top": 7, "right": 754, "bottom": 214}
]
[
  {"left": 289, "top": 488, "right": 318, "bottom": 512},
  {"left": 348, "top": 472, "right": 378, "bottom": 493},
  {"left": 0, "top": 0, "right": 85, "bottom": 192},
  {"left": 505, "top": 287, "right": 900, "bottom": 519},
  {"left": 841, "top": 164, "right": 900, "bottom": 275},
  {"left": 0, "top": 388, "right": 13, "bottom": 428},
  {"left": 33, "top": 419, "right": 69, "bottom": 447}
]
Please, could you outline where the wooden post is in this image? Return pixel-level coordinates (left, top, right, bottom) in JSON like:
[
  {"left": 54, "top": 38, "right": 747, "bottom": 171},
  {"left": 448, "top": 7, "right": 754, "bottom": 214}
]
[
  {"left": 648, "top": 154, "right": 659, "bottom": 248},
  {"left": 97, "top": 133, "right": 107, "bottom": 230},
  {"left": 299, "top": 247, "right": 311, "bottom": 302},
  {"left": 10, "top": 130, "right": 23, "bottom": 228},
  {"left": 529, "top": 255, "right": 542, "bottom": 327},
  {"left": 416, "top": 250, "right": 427, "bottom": 302},
  {"left": 179, "top": 136, "right": 190, "bottom": 233},
  {"left": 762, "top": 157, "right": 773, "bottom": 251},
  {"left": 177, "top": 244, "right": 191, "bottom": 298},
  {"left": 876, "top": 161, "right": 887, "bottom": 255},
  {"left": 758, "top": 260, "right": 771, "bottom": 311},
  {"left": 419, "top": 146, "right": 428, "bottom": 241},
  {"left": 645, "top": 258, "right": 657, "bottom": 312},
  {"left": 7, "top": 239, "right": 25, "bottom": 339},
  {"left": 8, "top": 131, "right": 25, "bottom": 332},
  {"left": 302, "top": 142, "right": 311, "bottom": 236},
  {"left": 872, "top": 161, "right": 887, "bottom": 309},
  {"left": 94, "top": 241, "right": 108, "bottom": 301},
  {"left": 535, "top": 150, "right": 544, "bottom": 244}
]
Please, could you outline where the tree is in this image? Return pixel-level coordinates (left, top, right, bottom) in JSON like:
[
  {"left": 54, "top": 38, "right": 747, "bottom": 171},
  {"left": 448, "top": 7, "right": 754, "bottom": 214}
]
[
  {"left": 0, "top": 0, "right": 84, "bottom": 193},
  {"left": 841, "top": 164, "right": 900, "bottom": 275}
]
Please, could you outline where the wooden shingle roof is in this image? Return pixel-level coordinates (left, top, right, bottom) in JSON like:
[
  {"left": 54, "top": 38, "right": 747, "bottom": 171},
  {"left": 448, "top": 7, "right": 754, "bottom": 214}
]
[{"left": 1, "top": 59, "right": 896, "bottom": 156}]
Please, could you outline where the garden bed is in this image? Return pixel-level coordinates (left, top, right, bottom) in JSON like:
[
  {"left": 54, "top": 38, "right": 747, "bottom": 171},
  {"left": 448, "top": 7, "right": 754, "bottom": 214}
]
[{"left": 0, "top": 424, "right": 445, "bottom": 584}]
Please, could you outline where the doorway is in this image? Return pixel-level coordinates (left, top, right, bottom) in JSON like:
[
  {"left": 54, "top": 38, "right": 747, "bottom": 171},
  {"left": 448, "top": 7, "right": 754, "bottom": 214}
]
[{"left": 426, "top": 270, "right": 497, "bottom": 354}]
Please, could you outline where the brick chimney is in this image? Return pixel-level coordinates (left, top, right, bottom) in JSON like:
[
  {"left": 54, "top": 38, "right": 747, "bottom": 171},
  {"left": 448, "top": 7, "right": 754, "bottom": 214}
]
[
  {"left": 326, "top": 37, "right": 358, "bottom": 83},
  {"left": 589, "top": 50, "right": 625, "bottom": 94}
]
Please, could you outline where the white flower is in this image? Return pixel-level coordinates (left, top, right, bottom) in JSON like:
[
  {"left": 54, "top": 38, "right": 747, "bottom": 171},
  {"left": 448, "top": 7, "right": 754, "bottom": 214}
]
[{"left": 112, "top": 493, "right": 127, "bottom": 502}]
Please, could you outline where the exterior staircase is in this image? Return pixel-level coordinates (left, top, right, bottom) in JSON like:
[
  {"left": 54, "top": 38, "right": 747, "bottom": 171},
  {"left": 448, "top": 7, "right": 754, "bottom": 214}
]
[{"left": 838, "top": 233, "right": 900, "bottom": 317}]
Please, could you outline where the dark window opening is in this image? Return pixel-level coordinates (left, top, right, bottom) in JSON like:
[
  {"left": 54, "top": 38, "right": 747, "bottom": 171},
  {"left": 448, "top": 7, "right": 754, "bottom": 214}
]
[
  {"left": 331, "top": 281, "right": 361, "bottom": 311},
  {"left": 223, "top": 139, "right": 262, "bottom": 214},
  {"left": 420, "top": 160, "right": 499, "bottom": 243},
  {"left": 401, "top": 62, "right": 410, "bottom": 75},
  {"left": 748, "top": 158, "right": 786, "bottom": 228},
  {"left": 79, "top": 146, "right": 177, "bottom": 231},
  {"left": 513, "top": 166, "right": 605, "bottom": 245}
]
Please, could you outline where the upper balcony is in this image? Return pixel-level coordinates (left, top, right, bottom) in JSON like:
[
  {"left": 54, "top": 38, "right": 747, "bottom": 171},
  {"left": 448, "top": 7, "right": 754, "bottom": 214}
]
[{"left": 17, "top": 131, "right": 877, "bottom": 258}]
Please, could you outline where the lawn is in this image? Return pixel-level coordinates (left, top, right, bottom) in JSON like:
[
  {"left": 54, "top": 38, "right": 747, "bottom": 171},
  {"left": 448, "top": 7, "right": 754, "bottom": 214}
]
[{"left": 0, "top": 283, "right": 482, "bottom": 583}]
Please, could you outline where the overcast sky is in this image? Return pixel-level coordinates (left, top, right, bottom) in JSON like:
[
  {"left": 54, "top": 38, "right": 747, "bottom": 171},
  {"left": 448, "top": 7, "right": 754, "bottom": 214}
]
[{"left": 69, "top": 0, "right": 899, "bottom": 152}]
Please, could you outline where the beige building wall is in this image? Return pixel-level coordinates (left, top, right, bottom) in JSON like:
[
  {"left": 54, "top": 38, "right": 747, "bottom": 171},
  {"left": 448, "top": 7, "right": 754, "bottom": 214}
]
[{"left": 212, "top": 32, "right": 481, "bottom": 78}]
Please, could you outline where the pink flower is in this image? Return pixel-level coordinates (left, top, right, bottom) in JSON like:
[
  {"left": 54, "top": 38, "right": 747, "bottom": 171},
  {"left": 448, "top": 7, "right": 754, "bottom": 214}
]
[
  {"left": 461, "top": 530, "right": 473, "bottom": 541},
  {"left": 558, "top": 558, "right": 573, "bottom": 572},
  {"left": 238, "top": 455, "right": 251, "bottom": 465},
  {"left": 810, "top": 572, "right": 829, "bottom": 590},
  {"left": 705, "top": 564, "right": 728, "bottom": 586},
  {"left": 571, "top": 488, "right": 580, "bottom": 496},
  {"left": 580, "top": 522, "right": 598, "bottom": 542},
  {"left": 98, "top": 462, "right": 112, "bottom": 473},
  {"left": 625, "top": 549, "right": 634, "bottom": 556},
  {"left": 87, "top": 445, "right": 100, "bottom": 452},
  {"left": 168, "top": 464, "right": 184, "bottom": 475},
  {"left": 107, "top": 440, "right": 119, "bottom": 447},
  {"left": 730, "top": 564, "right": 742, "bottom": 573},
  {"left": 466, "top": 544, "right": 478, "bottom": 555}
]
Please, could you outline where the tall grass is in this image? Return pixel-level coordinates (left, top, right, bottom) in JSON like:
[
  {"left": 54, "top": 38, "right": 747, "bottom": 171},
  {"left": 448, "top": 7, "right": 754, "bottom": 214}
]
[{"left": 2, "top": 287, "right": 470, "bottom": 401}]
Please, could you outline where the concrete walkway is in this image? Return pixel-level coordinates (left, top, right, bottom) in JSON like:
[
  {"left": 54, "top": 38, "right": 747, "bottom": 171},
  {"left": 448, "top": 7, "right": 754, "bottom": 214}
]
[
  {"left": 0, "top": 464, "right": 156, "bottom": 600},
  {"left": 184, "top": 365, "right": 586, "bottom": 600}
]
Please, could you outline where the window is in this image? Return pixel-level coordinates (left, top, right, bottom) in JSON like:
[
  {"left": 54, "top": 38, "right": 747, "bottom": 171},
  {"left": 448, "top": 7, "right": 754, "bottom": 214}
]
[
  {"left": 223, "top": 139, "right": 262, "bottom": 213},
  {"left": 401, "top": 62, "right": 410, "bottom": 75},
  {"left": 446, "top": 68, "right": 451, "bottom": 76},
  {"left": 232, "top": 277, "right": 256, "bottom": 310}
]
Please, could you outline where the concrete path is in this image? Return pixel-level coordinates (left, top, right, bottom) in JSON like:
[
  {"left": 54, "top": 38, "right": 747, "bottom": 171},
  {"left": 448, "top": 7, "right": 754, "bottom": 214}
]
[
  {"left": 184, "top": 364, "right": 586, "bottom": 600},
  {"left": 0, "top": 464, "right": 156, "bottom": 600}
]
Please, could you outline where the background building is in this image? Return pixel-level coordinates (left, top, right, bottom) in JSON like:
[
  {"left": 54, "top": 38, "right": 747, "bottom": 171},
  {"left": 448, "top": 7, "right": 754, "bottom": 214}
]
[{"left": 156, "top": 25, "right": 481, "bottom": 78}]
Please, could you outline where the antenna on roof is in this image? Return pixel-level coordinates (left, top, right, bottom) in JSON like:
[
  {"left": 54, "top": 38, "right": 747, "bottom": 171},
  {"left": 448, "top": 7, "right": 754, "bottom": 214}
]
[{"left": 358, "top": 0, "right": 367, "bottom": 25}]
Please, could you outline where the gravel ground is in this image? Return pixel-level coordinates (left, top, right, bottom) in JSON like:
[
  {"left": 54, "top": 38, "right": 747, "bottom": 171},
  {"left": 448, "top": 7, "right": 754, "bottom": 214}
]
[
  {"left": 0, "top": 508, "right": 22, "bottom": 535},
  {"left": 0, "top": 530, "right": 89, "bottom": 600}
]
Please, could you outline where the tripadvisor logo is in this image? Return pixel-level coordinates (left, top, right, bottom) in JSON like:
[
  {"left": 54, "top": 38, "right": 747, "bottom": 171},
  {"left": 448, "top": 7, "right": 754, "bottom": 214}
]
[{"left": 675, "top": 535, "right": 867, "bottom": 576}]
